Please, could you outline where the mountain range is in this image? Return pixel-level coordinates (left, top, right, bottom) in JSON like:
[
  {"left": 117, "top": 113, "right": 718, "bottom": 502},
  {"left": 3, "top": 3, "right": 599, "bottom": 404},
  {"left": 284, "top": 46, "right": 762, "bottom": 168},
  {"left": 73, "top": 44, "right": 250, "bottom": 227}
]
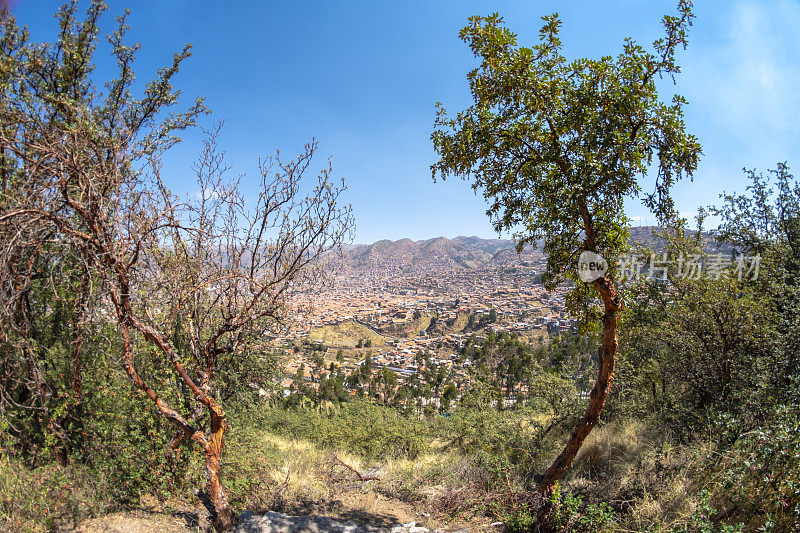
[{"left": 334, "top": 227, "right": 726, "bottom": 276}]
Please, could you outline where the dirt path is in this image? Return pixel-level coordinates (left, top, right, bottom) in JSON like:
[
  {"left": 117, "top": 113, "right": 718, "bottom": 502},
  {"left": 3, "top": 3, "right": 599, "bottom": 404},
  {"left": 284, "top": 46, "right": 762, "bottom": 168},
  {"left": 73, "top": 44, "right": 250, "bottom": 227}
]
[{"left": 68, "top": 494, "right": 492, "bottom": 533}]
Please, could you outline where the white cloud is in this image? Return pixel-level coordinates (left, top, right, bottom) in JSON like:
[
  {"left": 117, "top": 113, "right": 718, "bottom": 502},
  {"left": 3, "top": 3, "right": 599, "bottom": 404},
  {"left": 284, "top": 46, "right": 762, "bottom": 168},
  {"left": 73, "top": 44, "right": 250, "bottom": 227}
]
[
  {"left": 686, "top": 1, "right": 800, "bottom": 151},
  {"left": 722, "top": 1, "right": 800, "bottom": 128},
  {"left": 666, "top": 0, "right": 800, "bottom": 224}
]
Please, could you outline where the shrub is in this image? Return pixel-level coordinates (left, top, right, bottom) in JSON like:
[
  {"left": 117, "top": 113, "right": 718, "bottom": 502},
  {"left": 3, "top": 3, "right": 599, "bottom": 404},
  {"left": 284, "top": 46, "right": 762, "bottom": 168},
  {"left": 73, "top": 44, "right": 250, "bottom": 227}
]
[
  {"left": 259, "top": 401, "right": 426, "bottom": 460},
  {"left": 549, "top": 484, "right": 618, "bottom": 533}
]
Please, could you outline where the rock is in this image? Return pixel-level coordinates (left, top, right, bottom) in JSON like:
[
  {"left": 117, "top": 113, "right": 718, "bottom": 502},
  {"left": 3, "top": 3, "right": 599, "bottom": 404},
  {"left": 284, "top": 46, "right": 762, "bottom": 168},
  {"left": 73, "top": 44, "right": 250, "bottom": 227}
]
[
  {"left": 391, "top": 524, "right": 431, "bottom": 533},
  {"left": 234, "top": 511, "right": 362, "bottom": 533},
  {"left": 234, "top": 511, "right": 456, "bottom": 533}
]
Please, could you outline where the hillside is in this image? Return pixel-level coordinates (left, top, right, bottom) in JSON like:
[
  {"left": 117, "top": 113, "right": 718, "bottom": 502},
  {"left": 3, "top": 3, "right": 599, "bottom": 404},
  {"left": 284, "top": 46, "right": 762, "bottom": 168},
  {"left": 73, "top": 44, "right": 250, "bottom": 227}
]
[
  {"left": 338, "top": 236, "right": 534, "bottom": 275},
  {"left": 335, "top": 227, "right": 724, "bottom": 276}
]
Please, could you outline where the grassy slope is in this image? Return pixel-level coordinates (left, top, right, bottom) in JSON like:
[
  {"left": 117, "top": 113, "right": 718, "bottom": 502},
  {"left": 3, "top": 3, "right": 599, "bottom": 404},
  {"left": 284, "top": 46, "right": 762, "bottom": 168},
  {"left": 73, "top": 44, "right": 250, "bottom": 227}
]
[
  {"left": 307, "top": 320, "right": 389, "bottom": 348},
  {"left": 0, "top": 415, "right": 747, "bottom": 533}
]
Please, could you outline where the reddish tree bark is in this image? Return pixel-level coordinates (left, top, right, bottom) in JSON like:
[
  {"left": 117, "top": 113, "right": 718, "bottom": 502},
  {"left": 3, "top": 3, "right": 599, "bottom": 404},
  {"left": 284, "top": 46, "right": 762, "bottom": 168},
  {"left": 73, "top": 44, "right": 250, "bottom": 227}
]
[
  {"left": 539, "top": 276, "right": 621, "bottom": 493},
  {"left": 206, "top": 412, "right": 233, "bottom": 531}
]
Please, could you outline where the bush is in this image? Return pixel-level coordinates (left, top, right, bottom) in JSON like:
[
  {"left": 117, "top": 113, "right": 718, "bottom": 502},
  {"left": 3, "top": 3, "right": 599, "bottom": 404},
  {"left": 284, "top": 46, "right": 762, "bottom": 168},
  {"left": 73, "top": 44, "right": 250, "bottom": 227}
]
[
  {"left": 259, "top": 401, "right": 426, "bottom": 460},
  {"left": 435, "top": 404, "right": 554, "bottom": 469},
  {"left": 693, "top": 402, "right": 800, "bottom": 532},
  {"left": 549, "top": 484, "right": 617, "bottom": 533},
  {"left": 0, "top": 450, "right": 118, "bottom": 531}
]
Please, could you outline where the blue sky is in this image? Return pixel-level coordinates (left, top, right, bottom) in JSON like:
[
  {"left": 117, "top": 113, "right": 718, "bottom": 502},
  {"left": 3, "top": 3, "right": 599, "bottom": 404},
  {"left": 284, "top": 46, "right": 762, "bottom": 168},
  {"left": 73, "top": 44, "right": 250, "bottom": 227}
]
[{"left": 9, "top": 1, "right": 800, "bottom": 244}]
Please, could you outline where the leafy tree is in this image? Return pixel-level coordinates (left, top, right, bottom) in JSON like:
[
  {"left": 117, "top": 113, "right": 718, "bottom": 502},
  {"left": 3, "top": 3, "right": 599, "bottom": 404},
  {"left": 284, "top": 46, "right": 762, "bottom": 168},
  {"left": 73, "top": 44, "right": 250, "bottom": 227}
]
[
  {"left": 378, "top": 367, "right": 398, "bottom": 404},
  {"left": 620, "top": 271, "right": 768, "bottom": 430},
  {"left": 442, "top": 382, "right": 458, "bottom": 411},
  {"left": 431, "top": 2, "right": 701, "bottom": 495},
  {"left": 311, "top": 352, "right": 325, "bottom": 384},
  {"left": 293, "top": 364, "right": 307, "bottom": 390},
  {"left": 712, "top": 163, "right": 800, "bottom": 393},
  {"left": 616, "top": 165, "right": 800, "bottom": 432}
]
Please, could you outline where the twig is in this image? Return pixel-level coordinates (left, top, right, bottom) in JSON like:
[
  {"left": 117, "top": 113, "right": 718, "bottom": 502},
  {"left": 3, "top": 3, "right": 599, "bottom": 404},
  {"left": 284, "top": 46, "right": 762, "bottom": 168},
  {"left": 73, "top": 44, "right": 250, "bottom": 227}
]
[{"left": 331, "top": 454, "right": 380, "bottom": 481}]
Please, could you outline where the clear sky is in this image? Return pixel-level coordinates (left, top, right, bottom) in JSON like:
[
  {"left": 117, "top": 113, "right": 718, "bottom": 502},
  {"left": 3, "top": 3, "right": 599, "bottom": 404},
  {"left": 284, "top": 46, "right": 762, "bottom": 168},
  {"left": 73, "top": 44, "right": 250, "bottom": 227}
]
[{"left": 8, "top": 1, "right": 800, "bottom": 244}]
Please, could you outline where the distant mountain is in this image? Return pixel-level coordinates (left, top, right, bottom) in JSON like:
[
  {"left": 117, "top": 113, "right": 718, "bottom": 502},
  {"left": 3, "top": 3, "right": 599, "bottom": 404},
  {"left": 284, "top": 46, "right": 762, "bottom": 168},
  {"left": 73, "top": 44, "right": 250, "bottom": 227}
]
[
  {"left": 627, "top": 226, "right": 730, "bottom": 254},
  {"left": 337, "top": 235, "right": 539, "bottom": 276},
  {"left": 335, "top": 227, "right": 726, "bottom": 277}
]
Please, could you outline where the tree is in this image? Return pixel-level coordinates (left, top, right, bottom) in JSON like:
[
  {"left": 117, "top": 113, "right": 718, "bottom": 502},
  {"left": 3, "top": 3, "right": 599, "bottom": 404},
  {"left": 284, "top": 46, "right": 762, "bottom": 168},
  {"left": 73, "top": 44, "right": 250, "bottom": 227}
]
[
  {"left": 615, "top": 165, "right": 800, "bottom": 430},
  {"left": 713, "top": 164, "right": 800, "bottom": 392},
  {"left": 431, "top": 2, "right": 700, "bottom": 497},
  {"left": 442, "top": 382, "right": 458, "bottom": 411},
  {"left": 379, "top": 367, "right": 397, "bottom": 404},
  {"left": 0, "top": 3, "right": 353, "bottom": 530}
]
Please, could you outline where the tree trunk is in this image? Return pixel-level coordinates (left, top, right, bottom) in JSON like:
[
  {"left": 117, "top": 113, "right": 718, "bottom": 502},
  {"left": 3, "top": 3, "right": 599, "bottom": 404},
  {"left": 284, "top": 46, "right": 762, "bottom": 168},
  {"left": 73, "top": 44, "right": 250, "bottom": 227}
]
[
  {"left": 206, "top": 411, "right": 233, "bottom": 532},
  {"left": 539, "top": 276, "right": 621, "bottom": 494},
  {"left": 117, "top": 319, "right": 234, "bottom": 529}
]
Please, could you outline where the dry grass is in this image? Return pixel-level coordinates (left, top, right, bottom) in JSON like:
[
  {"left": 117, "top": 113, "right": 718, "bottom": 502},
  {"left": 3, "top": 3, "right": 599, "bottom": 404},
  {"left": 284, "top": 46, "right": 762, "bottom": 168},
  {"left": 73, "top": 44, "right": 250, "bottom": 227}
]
[
  {"left": 307, "top": 321, "right": 387, "bottom": 348},
  {"left": 566, "top": 420, "right": 711, "bottom": 532},
  {"left": 1, "top": 419, "right": 725, "bottom": 533},
  {"left": 0, "top": 454, "right": 117, "bottom": 532},
  {"left": 252, "top": 432, "right": 500, "bottom": 529}
]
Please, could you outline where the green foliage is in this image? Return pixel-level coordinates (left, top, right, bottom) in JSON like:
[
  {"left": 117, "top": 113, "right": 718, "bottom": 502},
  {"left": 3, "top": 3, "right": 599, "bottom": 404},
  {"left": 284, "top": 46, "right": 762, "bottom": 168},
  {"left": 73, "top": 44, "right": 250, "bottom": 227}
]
[
  {"left": 615, "top": 165, "right": 800, "bottom": 436},
  {"left": 437, "top": 404, "right": 553, "bottom": 468},
  {"left": 502, "top": 507, "right": 536, "bottom": 533},
  {"left": 548, "top": 484, "right": 618, "bottom": 533},
  {"left": 260, "top": 401, "right": 425, "bottom": 460},
  {"left": 432, "top": 4, "right": 701, "bottom": 290},
  {"left": 0, "top": 451, "right": 117, "bottom": 531},
  {"left": 217, "top": 423, "right": 284, "bottom": 511},
  {"left": 671, "top": 490, "right": 745, "bottom": 533},
  {"left": 618, "top": 274, "right": 770, "bottom": 431},
  {"left": 460, "top": 331, "right": 585, "bottom": 419},
  {"left": 690, "top": 401, "right": 800, "bottom": 532},
  {"left": 497, "top": 484, "right": 618, "bottom": 533}
]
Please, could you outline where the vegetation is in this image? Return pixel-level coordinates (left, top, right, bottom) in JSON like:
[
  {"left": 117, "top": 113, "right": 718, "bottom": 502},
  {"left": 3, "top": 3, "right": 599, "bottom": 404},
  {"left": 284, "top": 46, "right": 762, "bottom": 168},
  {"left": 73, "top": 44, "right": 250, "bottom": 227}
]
[
  {"left": 0, "top": 2, "right": 798, "bottom": 533},
  {"left": 431, "top": 1, "right": 701, "bottom": 499},
  {"left": 0, "top": 2, "right": 352, "bottom": 530}
]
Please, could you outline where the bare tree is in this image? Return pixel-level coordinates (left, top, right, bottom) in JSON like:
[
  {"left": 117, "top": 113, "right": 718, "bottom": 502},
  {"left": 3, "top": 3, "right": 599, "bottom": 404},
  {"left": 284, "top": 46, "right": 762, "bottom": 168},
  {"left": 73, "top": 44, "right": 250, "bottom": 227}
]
[{"left": 0, "top": 3, "right": 353, "bottom": 530}]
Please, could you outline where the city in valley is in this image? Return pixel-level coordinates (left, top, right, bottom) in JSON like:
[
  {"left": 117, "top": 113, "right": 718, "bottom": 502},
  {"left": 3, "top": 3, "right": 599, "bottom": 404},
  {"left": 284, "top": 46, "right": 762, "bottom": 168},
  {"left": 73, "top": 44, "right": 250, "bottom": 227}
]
[{"left": 273, "top": 236, "right": 577, "bottom": 397}]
